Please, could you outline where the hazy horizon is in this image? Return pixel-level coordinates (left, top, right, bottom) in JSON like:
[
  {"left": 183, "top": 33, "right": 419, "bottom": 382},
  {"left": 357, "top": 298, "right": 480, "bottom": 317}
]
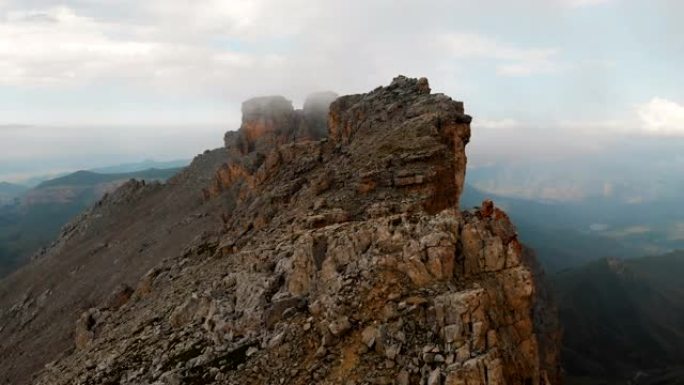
[
  {"left": 2, "top": 0, "right": 684, "bottom": 195},
  {"left": 0, "top": 123, "right": 223, "bottom": 183}
]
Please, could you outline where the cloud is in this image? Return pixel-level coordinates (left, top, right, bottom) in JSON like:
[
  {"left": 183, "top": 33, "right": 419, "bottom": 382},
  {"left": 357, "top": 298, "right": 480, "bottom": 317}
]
[
  {"left": 637, "top": 98, "right": 684, "bottom": 136},
  {"left": 556, "top": 119, "right": 626, "bottom": 135},
  {"left": 0, "top": 2, "right": 568, "bottom": 93},
  {"left": 470, "top": 179, "right": 588, "bottom": 202},
  {"left": 559, "top": 0, "right": 615, "bottom": 8},
  {"left": 0, "top": 5, "right": 287, "bottom": 89},
  {"left": 438, "top": 33, "right": 562, "bottom": 77},
  {"left": 0, "top": 0, "right": 680, "bottom": 183},
  {"left": 605, "top": 225, "right": 652, "bottom": 238},
  {"left": 472, "top": 118, "right": 522, "bottom": 129},
  {"left": 0, "top": 7, "right": 151, "bottom": 86}
]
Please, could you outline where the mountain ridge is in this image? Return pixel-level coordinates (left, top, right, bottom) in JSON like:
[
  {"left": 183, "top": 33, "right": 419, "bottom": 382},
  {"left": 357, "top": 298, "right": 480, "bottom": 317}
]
[
  {"left": 0, "top": 167, "right": 183, "bottom": 276},
  {"left": 0, "top": 76, "right": 560, "bottom": 385},
  {"left": 555, "top": 251, "right": 684, "bottom": 384},
  {"left": 36, "top": 168, "right": 182, "bottom": 189},
  {"left": 0, "top": 181, "right": 28, "bottom": 206}
]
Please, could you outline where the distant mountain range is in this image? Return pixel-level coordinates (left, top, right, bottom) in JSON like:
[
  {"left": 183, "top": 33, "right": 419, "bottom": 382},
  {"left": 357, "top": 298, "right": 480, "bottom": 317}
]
[
  {"left": 0, "top": 182, "right": 28, "bottom": 206},
  {"left": 0, "top": 167, "right": 184, "bottom": 276},
  {"left": 0, "top": 182, "right": 27, "bottom": 195},
  {"left": 89, "top": 159, "right": 190, "bottom": 174},
  {"left": 36, "top": 168, "right": 181, "bottom": 189},
  {"left": 1, "top": 159, "right": 191, "bottom": 188},
  {"left": 462, "top": 184, "right": 684, "bottom": 271},
  {"left": 555, "top": 252, "right": 684, "bottom": 384},
  {"left": 465, "top": 180, "right": 684, "bottom": 384}
]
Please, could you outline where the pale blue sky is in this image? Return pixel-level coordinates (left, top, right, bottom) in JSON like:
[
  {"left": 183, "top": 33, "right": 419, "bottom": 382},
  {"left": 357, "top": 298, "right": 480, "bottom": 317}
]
[{"left": 0, "top": 0, "right": 683, "bottom": 182}]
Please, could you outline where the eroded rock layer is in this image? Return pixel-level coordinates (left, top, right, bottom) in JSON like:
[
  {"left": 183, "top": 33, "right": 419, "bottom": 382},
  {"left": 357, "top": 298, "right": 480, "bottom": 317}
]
[{"left": 2, "top": 76, "right": 559, "bottom": 385}]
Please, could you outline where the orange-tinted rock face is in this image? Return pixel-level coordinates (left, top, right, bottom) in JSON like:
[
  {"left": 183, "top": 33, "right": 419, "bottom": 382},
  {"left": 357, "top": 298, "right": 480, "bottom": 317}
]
[
  {"left": 203, "top": 162, "right": 254, "bottom": 200},
  {"left": 239, "top": 96, "right": 296, "bottom": 153},
  {"left": 241, "top": 119, "right": 275, "bottom": 146},
  {"left": 224, "top": 93, "right": 336, "bottom": 157},
  {"left": 213, "top": 93, "right": 337, "bottom": 201}
]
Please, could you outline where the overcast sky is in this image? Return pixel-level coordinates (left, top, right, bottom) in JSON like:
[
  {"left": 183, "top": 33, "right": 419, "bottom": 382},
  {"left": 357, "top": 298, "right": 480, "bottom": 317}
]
[{"left": 1, "top": 0, "right": 683, "bottom": 182}]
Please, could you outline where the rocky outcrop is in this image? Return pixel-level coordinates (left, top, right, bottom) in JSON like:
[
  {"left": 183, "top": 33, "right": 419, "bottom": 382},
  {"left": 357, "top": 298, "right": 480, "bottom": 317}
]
[
  {"left": 1, "top": 76, "right": 560, "bottom": 385},
  {"left": 229, "top": 96, "right": 297, "bottom": 154},
  {"left": 223, "top": 92, "right": 337, "bottom": 154},
  {"left": 210, "top": 92, "right": 337, "bottom": 200}
]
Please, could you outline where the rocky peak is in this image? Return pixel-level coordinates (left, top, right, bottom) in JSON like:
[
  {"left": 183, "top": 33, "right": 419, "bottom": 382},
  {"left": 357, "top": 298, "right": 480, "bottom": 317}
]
[
  {"left": 216, "top": 91, "right": 338, "bottom": 200},
  {"left": 237, "top": 96, "right": 296, "bottom": 152},
  {"left": 329, "top": 76, "right": 469, "bottom": 143},
  {"left": 210, "top": 75, "right": 472, "bottom": 220},
  {"left": 224, "top": 92, "right": 338, "bottom": 157},
  {"left": 0, "top": 76, "right": 560, "bottom": 385},
  {"left": 389, "top": 74, "right": 431, "bottom": 94},
  {"left": 242, "top": 95, "right": 294, "bottom": 120},
  {"left": 327, "top": 75, "right": 471, "bottom": 211}
]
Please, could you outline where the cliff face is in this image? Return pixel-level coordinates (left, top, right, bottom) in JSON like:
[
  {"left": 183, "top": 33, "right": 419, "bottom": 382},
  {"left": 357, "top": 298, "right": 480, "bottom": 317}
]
[{"left": 0, "top": 76, "right": 559, "bottom": 385}]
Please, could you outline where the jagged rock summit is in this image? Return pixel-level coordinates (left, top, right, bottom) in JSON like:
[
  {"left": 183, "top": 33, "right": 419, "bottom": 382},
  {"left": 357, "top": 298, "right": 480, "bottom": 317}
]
[{"left": 0, "top": 76, "right": 560, "bottom": 385}]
